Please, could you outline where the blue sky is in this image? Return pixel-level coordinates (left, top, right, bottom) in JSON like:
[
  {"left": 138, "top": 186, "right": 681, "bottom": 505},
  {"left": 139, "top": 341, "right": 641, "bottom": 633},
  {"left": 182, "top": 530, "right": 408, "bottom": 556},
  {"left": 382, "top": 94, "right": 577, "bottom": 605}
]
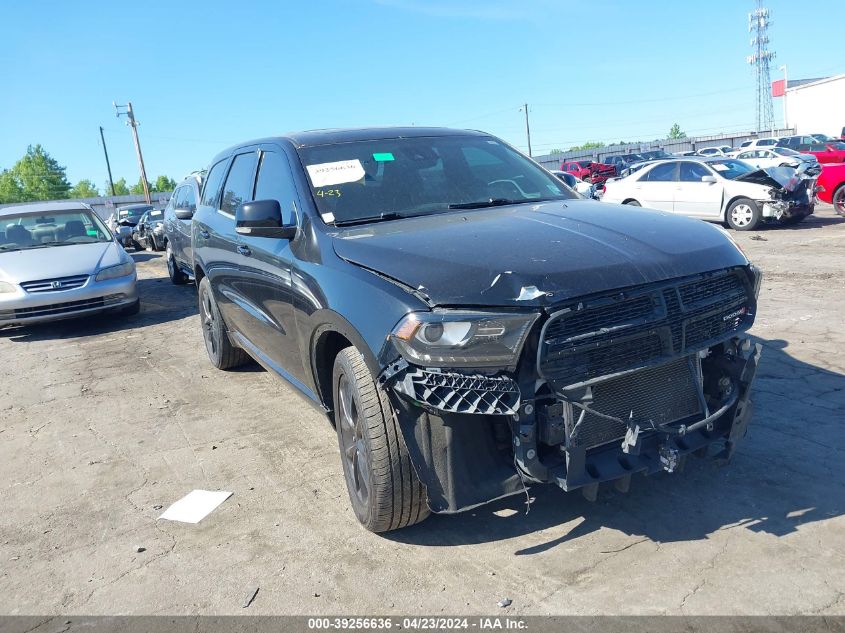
[{"left": 2, "top": 0, "right": 843, "bottom": 189}]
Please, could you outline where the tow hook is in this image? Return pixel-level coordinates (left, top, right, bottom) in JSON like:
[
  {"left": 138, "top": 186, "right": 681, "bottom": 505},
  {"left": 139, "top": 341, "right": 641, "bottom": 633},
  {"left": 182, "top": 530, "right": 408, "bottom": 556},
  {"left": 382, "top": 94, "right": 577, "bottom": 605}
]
[{"left": 659, "top": 444, "right": 680, "bottom": 473}]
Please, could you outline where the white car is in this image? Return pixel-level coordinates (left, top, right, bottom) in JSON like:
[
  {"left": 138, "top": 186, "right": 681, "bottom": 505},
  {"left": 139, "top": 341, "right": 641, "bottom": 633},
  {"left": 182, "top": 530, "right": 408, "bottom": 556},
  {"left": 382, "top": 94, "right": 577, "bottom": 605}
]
[
  {"left": 601, "top": 157, "right": 817, "bottom": 230},
  {"left": 550, "top": 170, "right": 596, "bottom": 198},
  {"left": 735, "top": 146, "right": 819, "bottom": 170},
  {"left": 736, "top": 138, "right": 779, "bottom": 151},
  {"left": 696, "top": 145, "right": 733, "bottom": 157}
]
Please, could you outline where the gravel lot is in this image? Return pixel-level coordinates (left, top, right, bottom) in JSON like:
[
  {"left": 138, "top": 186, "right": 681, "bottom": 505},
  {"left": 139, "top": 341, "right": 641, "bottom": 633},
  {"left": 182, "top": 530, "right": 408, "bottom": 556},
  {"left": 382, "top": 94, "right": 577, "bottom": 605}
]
[{"left": 1, "top": 206, "right": 843, "bottom": 616}]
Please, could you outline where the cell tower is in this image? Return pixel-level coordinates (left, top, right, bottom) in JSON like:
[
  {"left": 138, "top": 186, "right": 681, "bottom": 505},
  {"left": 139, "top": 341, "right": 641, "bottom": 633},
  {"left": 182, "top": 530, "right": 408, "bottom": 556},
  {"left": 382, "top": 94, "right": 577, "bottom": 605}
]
[{"left": 747, "top": 0, "right": 776, "bottom": 132}]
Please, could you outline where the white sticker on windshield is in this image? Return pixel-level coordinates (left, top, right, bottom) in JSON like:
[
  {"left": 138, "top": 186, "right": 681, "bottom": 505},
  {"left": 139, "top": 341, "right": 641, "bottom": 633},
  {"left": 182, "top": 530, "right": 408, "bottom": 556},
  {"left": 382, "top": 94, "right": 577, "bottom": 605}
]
[
  {"left": 712, "top": 164, "right": 729, "bottom": 171},
  {"left": 322, "top": 211, "right": 336, "bottom": 223},
  {"left": 306, "top": 159, "right": 365, "bottom": 187}
]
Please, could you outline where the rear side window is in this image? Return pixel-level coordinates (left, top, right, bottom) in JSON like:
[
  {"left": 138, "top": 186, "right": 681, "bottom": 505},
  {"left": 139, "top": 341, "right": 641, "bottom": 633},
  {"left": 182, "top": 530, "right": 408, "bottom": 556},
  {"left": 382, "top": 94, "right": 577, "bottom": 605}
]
[
  {"left": 201, "top": 160, "right": 228, "bottom": 208},
  {"left": 640, "top": 162, "right": 676, "bottom": 182},
  {"left": 254, "top": 151, "right": 297, "bottom": 224},
  {"left": 221, "top": 152, "right": 258, "bottom": 215}
]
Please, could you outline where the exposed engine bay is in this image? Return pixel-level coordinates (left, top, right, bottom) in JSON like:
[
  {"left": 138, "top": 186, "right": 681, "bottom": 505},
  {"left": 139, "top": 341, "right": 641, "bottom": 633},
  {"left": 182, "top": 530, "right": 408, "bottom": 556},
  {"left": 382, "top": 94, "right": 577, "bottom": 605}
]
[{"left": 383, "top": 265, "right": 762, "bottom": 512}]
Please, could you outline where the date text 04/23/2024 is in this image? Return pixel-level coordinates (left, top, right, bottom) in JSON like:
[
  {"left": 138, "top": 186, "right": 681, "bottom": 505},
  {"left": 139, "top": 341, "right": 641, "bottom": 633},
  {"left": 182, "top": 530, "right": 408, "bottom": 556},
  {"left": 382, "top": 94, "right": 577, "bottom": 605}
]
[{"left": 306, "top": 617, "right": 528, "bottom": 630}]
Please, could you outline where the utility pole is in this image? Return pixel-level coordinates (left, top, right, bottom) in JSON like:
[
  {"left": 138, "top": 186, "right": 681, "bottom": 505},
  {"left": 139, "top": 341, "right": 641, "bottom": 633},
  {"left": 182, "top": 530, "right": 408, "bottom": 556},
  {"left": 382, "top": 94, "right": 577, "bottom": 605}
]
[
  {"left": 113, "top": 101, "right": 151, "bottom": 203},
  {"left": 99, "top": 126, "right": 116, "bottom": 196},
  {"left": 522, "top": 103, "right": 533, "bottom": 157}
]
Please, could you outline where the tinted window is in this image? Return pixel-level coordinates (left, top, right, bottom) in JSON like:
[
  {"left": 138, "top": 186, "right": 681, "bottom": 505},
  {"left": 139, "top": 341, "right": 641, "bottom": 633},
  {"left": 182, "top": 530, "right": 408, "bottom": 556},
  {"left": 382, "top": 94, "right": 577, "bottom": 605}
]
[
  {"left": 679, "top": 162, "right": 712, "bottom": 182},
  {"left": 221, "top": 153, "right": 258, "bottom": 215},
  {"left": 759, "top": 139, "right": 775, "bottom": 146},
  {"left": 184, "top": 186, "right": 197, "bottom": 212},
  {"left": 201, "top": 160, "right": 228, "bottom": 208},
  {"left": 254, "top": 151, "right": 298, "bottom": 224},
  {"left": 640, "top": 162, "right": 676, "bottom": 182},
  {"left": 173, "top": 186, "right": 187, "bottom": 210}
]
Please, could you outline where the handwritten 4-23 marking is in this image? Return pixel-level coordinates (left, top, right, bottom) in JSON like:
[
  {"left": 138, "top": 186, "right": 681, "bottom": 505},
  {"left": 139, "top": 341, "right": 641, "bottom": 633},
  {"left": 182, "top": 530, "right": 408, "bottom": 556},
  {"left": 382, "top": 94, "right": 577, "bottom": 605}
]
[{"left": 315, "top": 189, "right": 342, "bottom": 198}]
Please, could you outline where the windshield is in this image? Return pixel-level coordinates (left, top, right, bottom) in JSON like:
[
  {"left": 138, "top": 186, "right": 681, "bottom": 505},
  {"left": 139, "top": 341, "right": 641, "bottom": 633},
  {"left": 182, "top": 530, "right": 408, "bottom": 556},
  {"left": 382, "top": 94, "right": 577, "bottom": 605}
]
[
  {"left": 297, "top": 135, "right": 577, "bottom": 225},
  {"left": 0, "top": 209, "right": 112, "bottom": 252},
  {"left": 149, "top": 209, "right": 164, "bottom": 220},
  {"left": 708, "top": 159, "right": 756, "bottom": 180},
  {"left": 118, "top": 206, "right": 151, "bottom": 219},
  {"left": 772, "top": 147, "right": 799, "bottom": 156},
  {"left": 829, "top": 141, "right": 845, "bottom": 150}
]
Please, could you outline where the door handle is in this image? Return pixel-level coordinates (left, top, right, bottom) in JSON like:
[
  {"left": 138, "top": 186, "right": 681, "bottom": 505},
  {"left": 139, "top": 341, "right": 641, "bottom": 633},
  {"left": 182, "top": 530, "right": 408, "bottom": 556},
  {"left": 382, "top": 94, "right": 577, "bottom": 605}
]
[
  {"left": 198, "top": 229, "right": 210, "bottom": 239},
  {"left": 237, "top": 245, "right": 252, "bottom": 256}
]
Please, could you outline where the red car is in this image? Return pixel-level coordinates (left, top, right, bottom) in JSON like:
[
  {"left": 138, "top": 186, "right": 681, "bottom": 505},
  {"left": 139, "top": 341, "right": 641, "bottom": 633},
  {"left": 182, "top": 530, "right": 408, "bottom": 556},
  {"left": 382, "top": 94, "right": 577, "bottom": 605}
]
[
  {"left": 560, "top": 160, "right": 616, "bottom": 185},
  {"left": 816, "top": 163, "right": 845, "bottom": 216},
  {"left": 777, "top": 136, "right": 845, "bottom": 164}
]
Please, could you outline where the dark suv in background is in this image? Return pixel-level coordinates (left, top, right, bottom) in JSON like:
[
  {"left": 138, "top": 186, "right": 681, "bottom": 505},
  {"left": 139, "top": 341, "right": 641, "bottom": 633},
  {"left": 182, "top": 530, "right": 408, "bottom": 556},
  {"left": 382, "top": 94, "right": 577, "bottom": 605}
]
[
  {"left": 191, "top": 127, "right": 761, "bottom": 533},
  {"left": 163, "top": 174, "right": 202, "bottom": 284}
]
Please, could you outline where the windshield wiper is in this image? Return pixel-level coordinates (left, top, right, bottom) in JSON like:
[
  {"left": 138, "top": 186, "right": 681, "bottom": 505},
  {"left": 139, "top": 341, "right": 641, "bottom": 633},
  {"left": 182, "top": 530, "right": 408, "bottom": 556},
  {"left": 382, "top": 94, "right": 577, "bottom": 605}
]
[
  {"left": 333, "top": 212, "right": 407, "bottom": 227},
  {"left": 448, "top": 197, "right": 558, "bottom": 209}
]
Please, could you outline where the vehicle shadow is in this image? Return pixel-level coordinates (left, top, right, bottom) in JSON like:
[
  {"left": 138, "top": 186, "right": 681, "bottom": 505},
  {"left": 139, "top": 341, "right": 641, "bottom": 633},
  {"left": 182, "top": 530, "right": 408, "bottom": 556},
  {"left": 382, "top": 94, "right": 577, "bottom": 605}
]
[
  {"left": 387, "top": 335, "right": 845, "bottom": 551},
  {"left": 0, "top": 277, "right": 199, "bottom": 343},
  {"left": 130, "top": 251, "right": 164, "bottom": 262}
]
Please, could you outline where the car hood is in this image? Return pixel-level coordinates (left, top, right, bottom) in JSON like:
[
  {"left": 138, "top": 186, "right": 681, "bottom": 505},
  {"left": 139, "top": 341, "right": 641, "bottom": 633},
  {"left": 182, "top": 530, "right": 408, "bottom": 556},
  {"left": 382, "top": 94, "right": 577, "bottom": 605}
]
[
  {"left": 735, "top": 164, "right": 820, "bottom": 191},
  {"left": 332, "top": 201, "right": 747, "bottom": 308},
  {"left": 0, "top": 241, "right": 125, "bottom": 282}
]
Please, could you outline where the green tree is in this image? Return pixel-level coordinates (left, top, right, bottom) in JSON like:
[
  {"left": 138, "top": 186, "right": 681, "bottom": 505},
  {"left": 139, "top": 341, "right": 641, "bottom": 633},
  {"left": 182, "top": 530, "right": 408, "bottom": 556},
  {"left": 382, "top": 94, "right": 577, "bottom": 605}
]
[
  {"left": 152, "top": 175, "right": 177, "bottom": 192},
  {"left": 69, "top": 179, "right": 99, "bottom": 199},
  {"left": 0, "top": 170, "right": 24, "bottom": 204},
  {"left": 2, "top": 145, "right": 71, "bottom": 202},
  {"left": 129, "top": 176, "right": 152, "bottom": 196},
  {"left": 668, "top": 124, "right": 687, "bottom": 139},
  {"left": 109, "top": 177, "right": 130, "bottom": 196},
  {"left": 568, "top": 141, "right": 605, "bottom": 151}
]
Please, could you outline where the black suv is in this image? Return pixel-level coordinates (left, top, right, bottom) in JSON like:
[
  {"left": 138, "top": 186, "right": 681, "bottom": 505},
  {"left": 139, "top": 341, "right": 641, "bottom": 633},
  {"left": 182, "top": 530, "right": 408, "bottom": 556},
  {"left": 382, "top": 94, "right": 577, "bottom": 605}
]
[{"left": 192, "top": 128, "right": 762, "bottom": 533}]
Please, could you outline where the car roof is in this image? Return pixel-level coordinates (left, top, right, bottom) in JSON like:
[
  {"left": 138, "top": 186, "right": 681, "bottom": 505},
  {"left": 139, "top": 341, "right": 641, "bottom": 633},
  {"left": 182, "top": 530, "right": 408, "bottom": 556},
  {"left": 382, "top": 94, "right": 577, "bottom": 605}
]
[
  {"left": 207, "top": 127, "right": 492, "bottom": 164},
  {"left": 0, "top": 201, "right": 92, "bottom": 217}
]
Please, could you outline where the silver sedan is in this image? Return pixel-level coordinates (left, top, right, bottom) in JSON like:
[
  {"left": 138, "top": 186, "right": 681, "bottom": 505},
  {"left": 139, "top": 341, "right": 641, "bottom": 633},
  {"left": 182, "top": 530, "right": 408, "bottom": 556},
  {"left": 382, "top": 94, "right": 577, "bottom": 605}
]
[{"left": 0, "top": 202, "right": 139, "bottom": 326}]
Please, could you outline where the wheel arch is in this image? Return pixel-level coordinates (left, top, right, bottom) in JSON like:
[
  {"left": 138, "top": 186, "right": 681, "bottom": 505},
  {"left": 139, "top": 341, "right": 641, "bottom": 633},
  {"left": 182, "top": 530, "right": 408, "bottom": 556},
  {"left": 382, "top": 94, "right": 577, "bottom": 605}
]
[{"left": 310, "top": 310, "right": 383, "bottom": 416}]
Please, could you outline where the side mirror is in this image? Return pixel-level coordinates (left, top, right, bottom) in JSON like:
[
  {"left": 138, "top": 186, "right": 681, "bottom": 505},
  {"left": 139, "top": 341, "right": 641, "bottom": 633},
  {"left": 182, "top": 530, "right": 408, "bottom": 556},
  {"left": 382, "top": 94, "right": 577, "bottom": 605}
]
[
  {"left": 175, "top": 208, "right": 194, "bottom": 220},
  {"left": 701, "top": 175, "right": 718, "bottom": 183},
  {"left": 235, "top": 200, "right": 296, "bottom": 239}
]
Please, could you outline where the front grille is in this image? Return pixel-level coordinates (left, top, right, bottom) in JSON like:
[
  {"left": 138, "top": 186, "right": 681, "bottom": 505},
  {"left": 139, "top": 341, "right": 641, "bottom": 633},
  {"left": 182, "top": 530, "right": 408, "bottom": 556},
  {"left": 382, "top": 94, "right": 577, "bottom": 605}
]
[
  {"left": 540, "top": 268, "right": 753, "bottom": 386},
  {"left": 13, "top": 297, "right": 105, "bottom": 319},
  {"left": 20, "top": 275, "right": 89, "bottom": 293},
  {"left": 567, "top": 356, "right": 702, "bottom": 450}
]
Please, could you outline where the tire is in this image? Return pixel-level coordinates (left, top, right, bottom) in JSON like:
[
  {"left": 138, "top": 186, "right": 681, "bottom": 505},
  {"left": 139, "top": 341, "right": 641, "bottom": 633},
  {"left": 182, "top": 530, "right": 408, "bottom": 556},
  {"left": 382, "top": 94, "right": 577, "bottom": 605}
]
[
  {"left": 132, "top": 239, "right": 143, "bottom": 251},
  {"left": 166, "top": 244, "right": 189, "bottom": 285},
  {"left": 726, "top": 198, "right": 762, "bottom": 231},
  {"left": 197, "top": 276, "right": 249, "bottom": 370},
  {"left": 832, "top": 184, "right": 845, "bottom": 217},
  {"left": 332, "top": 347, "right": 429, "bottom": 533},
  {"left": 624, "top": 200, "right": 641, "bottom": 207},
  {"left": 120, "top": 299, "right": 140, "bottom": 316}
]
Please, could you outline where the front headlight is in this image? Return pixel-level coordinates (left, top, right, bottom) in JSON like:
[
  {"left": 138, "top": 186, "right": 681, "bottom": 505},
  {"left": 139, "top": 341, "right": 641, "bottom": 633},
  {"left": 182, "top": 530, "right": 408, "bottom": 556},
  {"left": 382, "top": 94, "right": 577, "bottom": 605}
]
[
  {"left": 0, "top": 281, "right": 16, "bottom": 294},
  {"left": 390, "top": 310, "right": 539, "bottom": 368},
  {"left": 95, "top": 261, "right": 135, "bottom": 282}
]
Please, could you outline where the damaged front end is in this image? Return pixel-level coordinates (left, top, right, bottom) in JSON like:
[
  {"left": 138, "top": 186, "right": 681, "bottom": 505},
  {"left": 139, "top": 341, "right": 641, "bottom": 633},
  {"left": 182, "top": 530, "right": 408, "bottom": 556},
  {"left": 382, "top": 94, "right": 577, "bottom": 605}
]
[
  {"left": 738, "top": 163, "right": 819, "bottom": 222},
  {"left": 378, "top": 265, "right": 763, "bottom": 513}
]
